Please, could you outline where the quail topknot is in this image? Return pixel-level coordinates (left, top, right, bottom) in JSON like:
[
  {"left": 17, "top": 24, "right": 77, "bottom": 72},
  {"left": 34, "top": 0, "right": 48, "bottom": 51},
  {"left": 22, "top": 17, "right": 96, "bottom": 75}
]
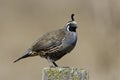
[{"left": 14, "top": 14, "right": 78, "bottom": 67}]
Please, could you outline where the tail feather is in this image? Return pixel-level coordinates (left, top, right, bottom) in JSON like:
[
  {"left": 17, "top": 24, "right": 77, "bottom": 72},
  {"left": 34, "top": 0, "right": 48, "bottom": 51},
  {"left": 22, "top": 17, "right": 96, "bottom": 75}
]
[{"left": 13, "top": 49, "right": 32, "bottom": 63}]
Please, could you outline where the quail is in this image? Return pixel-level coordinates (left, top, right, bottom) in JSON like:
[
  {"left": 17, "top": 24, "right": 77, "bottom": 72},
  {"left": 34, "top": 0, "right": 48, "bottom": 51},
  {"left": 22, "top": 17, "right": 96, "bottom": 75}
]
[{"left": 13, "top": 14, "right": 78, "bottom": 67}]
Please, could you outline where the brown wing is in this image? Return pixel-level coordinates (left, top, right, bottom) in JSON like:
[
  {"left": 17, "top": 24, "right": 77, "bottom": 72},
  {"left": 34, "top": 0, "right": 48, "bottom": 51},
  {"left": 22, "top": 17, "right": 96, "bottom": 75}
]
[{"left": 31, "top": 29, "right": 66, "bottom": 52}]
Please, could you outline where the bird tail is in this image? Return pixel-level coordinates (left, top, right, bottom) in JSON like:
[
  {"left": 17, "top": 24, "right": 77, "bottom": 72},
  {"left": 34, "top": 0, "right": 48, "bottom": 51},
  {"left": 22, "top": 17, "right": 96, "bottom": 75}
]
[{"left": 13, "top": 49, "right": 32, "bottom": 63}]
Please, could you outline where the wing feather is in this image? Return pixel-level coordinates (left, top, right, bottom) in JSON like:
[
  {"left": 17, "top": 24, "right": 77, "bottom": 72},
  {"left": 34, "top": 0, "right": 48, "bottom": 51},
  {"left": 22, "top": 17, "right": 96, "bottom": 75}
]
[{"left": 31, "top": 29, "right": 66, "bottom": 52}]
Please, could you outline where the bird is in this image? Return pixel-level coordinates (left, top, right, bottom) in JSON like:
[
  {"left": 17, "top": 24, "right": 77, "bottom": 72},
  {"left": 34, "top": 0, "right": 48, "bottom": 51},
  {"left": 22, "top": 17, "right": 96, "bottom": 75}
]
[{"left": 13, "top": 14, "right": 78, "bottom": 67}]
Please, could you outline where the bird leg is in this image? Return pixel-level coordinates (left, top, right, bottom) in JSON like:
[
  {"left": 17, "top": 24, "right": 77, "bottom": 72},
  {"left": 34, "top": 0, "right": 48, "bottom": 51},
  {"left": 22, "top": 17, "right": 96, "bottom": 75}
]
[
  {"left": 52, "top": 62, "right": 58, "bottom": 67},
  {"left": 47, "top": 57, "right": 58, "bottom": 67}
]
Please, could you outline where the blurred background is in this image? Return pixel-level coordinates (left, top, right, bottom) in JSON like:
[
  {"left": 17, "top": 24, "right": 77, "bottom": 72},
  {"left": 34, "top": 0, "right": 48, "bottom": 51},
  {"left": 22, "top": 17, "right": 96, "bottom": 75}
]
[{"left": 0, "top": 0, "right": 120, "bottom": 80}]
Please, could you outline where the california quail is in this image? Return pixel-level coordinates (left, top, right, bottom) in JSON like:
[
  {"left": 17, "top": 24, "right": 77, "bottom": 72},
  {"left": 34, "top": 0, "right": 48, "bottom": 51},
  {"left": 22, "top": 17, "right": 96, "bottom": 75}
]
[{"left": 14, "top": 14, "right": 78, "bottom": 67}]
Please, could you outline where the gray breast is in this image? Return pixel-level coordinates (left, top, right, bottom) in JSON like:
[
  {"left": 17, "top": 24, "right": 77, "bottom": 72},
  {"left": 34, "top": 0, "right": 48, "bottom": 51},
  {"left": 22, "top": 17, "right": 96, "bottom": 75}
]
[
  {"left": 55, "top": 31, "right": 77, "bottom": 60},
  {"left": 63, "top": 31, "right": 77, "bottom": 47}
]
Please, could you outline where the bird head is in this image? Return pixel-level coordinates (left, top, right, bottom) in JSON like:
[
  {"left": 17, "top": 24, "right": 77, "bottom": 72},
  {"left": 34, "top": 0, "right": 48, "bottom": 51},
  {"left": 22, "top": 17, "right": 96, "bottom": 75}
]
[{"left": 65, "top": 14, "right": 77, "bottom": 32}]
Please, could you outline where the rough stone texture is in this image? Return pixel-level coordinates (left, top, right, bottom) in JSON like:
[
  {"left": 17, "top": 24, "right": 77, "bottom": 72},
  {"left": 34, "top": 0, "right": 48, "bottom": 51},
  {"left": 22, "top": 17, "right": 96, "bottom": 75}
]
[{"left": 42, "top": 67, "right": 88, "bottom": 80}]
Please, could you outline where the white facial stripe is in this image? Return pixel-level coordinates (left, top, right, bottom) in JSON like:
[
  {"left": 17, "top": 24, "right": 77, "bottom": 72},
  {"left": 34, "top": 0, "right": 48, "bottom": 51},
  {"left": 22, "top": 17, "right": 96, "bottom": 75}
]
[{"left": 66, "top": 25, "right": 70, "bottom": 31}]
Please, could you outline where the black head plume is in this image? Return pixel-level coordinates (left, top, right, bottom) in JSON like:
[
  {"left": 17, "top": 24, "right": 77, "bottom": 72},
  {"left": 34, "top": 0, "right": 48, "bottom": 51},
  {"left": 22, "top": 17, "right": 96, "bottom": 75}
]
[{"left": 71, "top": 14, "right": 75, "bottom": 21}]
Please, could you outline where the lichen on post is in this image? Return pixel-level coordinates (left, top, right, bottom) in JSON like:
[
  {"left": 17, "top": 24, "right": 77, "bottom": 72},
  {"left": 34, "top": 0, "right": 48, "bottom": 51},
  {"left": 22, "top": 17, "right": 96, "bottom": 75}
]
[{"left": 42, "top": 67, "right": 88, "bottom": 80}]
